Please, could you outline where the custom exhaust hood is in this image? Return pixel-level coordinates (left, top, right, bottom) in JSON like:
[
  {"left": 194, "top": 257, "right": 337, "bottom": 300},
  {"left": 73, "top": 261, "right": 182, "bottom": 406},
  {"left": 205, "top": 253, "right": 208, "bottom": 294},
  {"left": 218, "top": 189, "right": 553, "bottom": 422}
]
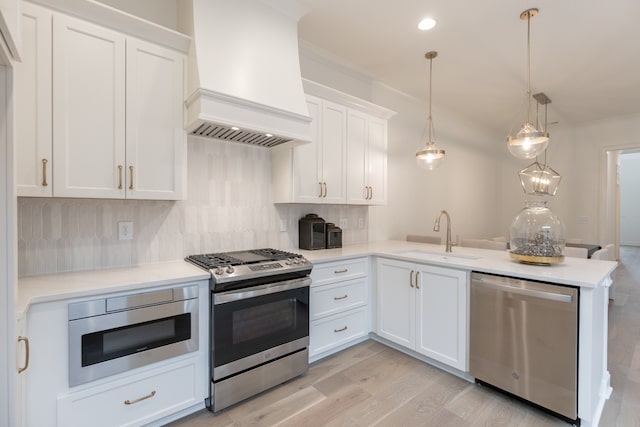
[{"left": 179, "top": 0, "right": 312, "bottom": 148}]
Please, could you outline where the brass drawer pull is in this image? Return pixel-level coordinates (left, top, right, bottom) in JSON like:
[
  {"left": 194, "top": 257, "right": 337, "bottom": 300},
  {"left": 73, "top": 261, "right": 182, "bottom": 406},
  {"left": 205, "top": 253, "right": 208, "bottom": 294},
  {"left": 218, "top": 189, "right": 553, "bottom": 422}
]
[
  {"left": 118, "top": 165, "right": 123, "bottom": 189},
  {"left": 318, "top": 182, "right": 323, "bottom": 197},
  {"left": 41, "top": 159, "right": 48, "bottom": 187},
  {"left": 415, "top": 271, "right": 420, "bottom": 289},
  {"left": 410, "top": 270, "right": 415, "bottom": 288},
  {"left": 334, "top": 294, "right": 348, "bottom": 300},
  {"left": 128, "top": 166, "right": 134, "bottom": 190},
  {"left": 334, "top": 326, "right": 348, "bottom": 333},
  {"left": 124, "top": 390, "right": 156, "bottom": 405},
  {"left": 334, "top": 269, "right": 348, "bottom": 274},
  {"left": 369, "top": 186, "right": 373, "bottom": 200},
  {"left": 322, "top": 182, "right": 327, "bottom": 198},
  {"left": 17, "top": 336, "right": 29, "bottom": 374}
]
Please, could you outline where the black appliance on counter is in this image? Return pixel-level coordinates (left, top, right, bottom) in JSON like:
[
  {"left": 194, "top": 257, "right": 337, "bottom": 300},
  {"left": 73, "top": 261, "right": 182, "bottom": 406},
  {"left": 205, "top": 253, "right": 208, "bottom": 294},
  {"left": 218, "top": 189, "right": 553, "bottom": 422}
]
[
  {"left": 325, "top": 223, "right": 342, "bottom": 249},
  {"left": 185, "top": 248, "right": 312, "bottom": 412},
  {"left": 298, "top": 213, "right": 326, "bottom": 250}
]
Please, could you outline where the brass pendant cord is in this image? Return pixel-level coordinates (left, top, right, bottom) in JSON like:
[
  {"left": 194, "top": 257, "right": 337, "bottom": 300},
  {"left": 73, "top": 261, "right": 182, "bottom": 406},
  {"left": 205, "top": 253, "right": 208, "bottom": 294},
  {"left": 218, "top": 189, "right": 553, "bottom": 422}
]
[
  {"left": 427, "top": 54, "right": 434, "bottom": 144},
  {"left": 526, "top": 11, "right": 532, "bottom": 125}
]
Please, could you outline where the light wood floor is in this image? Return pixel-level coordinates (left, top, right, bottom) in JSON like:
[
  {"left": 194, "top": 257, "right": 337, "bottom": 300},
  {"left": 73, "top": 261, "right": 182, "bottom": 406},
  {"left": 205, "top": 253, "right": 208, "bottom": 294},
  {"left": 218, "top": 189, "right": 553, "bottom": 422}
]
[{"left": 168, "top": 247, "right": 640, "bottom": 427}]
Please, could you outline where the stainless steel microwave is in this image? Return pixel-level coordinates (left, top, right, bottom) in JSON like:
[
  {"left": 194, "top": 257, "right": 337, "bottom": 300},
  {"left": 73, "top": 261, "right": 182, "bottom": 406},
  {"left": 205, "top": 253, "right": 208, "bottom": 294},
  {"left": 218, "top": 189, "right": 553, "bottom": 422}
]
[{"left": 68, "top": 285, "right": 199, "bottom": 386}]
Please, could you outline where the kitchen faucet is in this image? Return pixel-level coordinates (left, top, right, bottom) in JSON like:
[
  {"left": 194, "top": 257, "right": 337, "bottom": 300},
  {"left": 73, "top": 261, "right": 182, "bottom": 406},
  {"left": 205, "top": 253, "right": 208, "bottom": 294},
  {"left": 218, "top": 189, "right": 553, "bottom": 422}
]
[{"left": 433, "top": 210, "right": 453, "bottom": 252}]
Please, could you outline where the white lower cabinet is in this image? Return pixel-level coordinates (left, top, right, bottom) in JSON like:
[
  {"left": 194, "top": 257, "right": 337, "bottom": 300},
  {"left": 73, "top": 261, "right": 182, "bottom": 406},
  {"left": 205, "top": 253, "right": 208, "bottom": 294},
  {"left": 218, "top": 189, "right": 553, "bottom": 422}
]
[
  {"left": 376, "top": 258, "right": 469, "bottom": 371},
  {"left": 22, "top": 280, "right": 208, "bottom": 427},
  {"left": 57, "top": 357, "right": 200, "bottom": 427},
  {"left": 309, "top": 258, "right": 370, "bottom": 360}
]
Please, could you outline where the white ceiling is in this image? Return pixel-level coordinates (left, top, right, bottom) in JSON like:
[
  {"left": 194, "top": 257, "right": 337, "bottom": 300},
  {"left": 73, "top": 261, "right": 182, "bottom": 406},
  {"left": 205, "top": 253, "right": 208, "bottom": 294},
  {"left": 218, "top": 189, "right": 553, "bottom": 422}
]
[{"left": 297, "top": 0, "right": 640, "bottom": 134}]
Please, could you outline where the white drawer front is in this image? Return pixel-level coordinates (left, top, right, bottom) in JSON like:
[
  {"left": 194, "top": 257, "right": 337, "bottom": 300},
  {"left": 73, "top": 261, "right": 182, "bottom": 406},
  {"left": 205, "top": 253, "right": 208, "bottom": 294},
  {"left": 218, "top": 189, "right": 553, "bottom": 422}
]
[
  {"left": 310, "top": 308, "right": 368, "bottom": 357},
  {"left": 57, "top": 358, "right": 200, "bottom": 427},
  {"left": 311, "top": 278, "right": 367, "bottom": 320},
  {"left": 311, "top": 257, "right": 368, "bottom": 286}
]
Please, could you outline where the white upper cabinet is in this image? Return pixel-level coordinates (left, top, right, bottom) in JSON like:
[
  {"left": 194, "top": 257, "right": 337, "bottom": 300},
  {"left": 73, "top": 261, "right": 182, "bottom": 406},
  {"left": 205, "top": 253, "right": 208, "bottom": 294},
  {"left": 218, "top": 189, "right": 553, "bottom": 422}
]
[
  {"left": 125, "top": 38, "right": 185, "bottom": 200},
  {"left": 346, "top": 110, "right": 387, "bottom": 205},
  {"left": 15, "top": 2, "right": 187, "bottom": 200},
  {"left": 271, "top": 79, "right": 395, "bottom": 205},
  {"left": 52, "top": 14, "right": 127, "bottom": 199},
  {"left": 15, "top": 3, "right": 52, "bottom": 197}
]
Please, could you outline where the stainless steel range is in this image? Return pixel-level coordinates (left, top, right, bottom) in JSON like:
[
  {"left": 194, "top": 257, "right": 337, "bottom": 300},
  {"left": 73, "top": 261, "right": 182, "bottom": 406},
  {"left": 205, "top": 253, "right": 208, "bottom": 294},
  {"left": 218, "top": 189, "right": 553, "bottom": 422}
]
[{"left": 185, "top": 248, "right": 312, "bottom": 412}]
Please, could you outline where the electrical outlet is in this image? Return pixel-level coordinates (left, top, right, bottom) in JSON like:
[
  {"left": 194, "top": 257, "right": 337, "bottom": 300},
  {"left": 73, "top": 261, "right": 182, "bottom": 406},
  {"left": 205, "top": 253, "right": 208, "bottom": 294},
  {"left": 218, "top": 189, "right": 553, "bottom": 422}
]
[
  {"left": 339, "top": 218, "right": 348, "bottom": 229},
  {"left": 118, "top": 221, "right": 134, "bottom": 240}
]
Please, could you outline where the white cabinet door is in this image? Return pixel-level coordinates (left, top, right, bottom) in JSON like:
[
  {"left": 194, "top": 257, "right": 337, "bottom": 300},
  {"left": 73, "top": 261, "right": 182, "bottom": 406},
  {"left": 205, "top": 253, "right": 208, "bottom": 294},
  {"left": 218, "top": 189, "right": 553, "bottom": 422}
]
[
  {"left": 52, "top": 14, "right": 126, "bottom": 198},
  {"left": 125, "top": 38, "right": 185, "bottom": 200},
  {"left": 366, "top": 117, "right": 387, "bottom": 205},
  {"left": 346, "top": 109, "right": 368, "bottom": 204},
  {"left": 376, "top": 258, "right": 414, "bottom": 348},
  {"left": 347, "top": 111, "right": 387, "bottom": 205},
  {"left": 320, "top": 99, "right": 347, "bottom": 203},
  {"left": 292, "top": 95, "right": 323, "bottom": 203},
  {"left": 415, "top": 264, "right": 469, "bottom": 371},
  {"left": 15, "top": 3, "right": 52, "bottom": 197}
]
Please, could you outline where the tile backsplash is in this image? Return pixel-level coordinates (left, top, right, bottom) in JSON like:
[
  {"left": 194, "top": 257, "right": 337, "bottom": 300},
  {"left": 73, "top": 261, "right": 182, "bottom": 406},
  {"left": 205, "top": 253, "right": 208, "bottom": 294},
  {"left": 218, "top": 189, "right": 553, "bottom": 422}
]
[{"left": 17, "top": 137, "right": 369, "bottom": 277}]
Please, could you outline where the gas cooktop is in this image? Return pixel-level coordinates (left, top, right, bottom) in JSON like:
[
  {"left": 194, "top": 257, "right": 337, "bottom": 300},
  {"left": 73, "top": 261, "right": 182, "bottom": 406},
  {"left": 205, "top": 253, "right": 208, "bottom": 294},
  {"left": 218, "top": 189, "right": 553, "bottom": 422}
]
[{"left": 185, "top": 248, "right": 312, "bottom": 288}]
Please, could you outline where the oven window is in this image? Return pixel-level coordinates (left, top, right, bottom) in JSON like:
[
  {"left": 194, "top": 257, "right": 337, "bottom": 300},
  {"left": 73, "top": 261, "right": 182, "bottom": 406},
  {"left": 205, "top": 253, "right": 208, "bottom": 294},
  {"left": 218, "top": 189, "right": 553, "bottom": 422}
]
[
  {"left": 233, "top": 300, "right": 295, "bottom": 344},
  {"left": 81, "top": 313, "right": 191, "bottom": 367},
  {"left": 213, "top": 287, "right": 309, "bottom": 367}
]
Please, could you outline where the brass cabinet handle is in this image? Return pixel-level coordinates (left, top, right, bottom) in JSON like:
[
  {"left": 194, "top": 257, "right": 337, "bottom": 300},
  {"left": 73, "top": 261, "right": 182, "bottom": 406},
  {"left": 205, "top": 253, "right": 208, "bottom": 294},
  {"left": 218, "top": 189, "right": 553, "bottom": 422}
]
[
  {"left": 334, "top": 326, "right": 348, "bottom": 333},
  {"left": 369, "top": 186, "right": 373, "bottom": 200},
  {"left": 128, "top": 166, "right": 134, "bottom": 190},
  {"left": 124, "top": 390, "right": 156, "bottom": 405},
  {"left": 334, "top": 269, "right": 348, "bottom": 274},
  {"left": 118, "top": 165, "right": 123, "bottom": 189},
  {"left": 318, "top": 182, "right": 323, "bottom": 198},
  {"left": 17, "top": 336, "right": 29, "bottom": 374},
  {"left": 415, "top": 271, "right": 420, "bottom": 289},
  {"left": 409, "top": 270, "right": 415, "bottom": 288},
  {"left": 41, "top": 159, "right": 48, "bottom": 187},
  {"left": 334, "top": 294, "right": 348, "bottom": 300},
  {"left": 322, "top": 182, "right": 327, "bottom": 198}
]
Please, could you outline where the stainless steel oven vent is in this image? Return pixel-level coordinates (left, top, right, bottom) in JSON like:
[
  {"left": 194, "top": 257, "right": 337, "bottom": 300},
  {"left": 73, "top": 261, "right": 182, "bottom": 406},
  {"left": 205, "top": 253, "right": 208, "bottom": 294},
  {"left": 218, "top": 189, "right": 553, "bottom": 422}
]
[{"left": 190, "top": 123, "right": 293, "bottom": 148}]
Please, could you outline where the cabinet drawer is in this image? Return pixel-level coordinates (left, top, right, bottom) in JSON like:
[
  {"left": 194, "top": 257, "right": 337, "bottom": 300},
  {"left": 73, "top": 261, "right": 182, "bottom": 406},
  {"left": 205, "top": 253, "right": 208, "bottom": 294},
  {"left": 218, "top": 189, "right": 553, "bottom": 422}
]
[
  {"left": 311, "top": 278, "right": 367, "bottom": 320},
  {"left": 310, "top": 308, "right": 368, "bottom": 356},
  {"left": 311, "top": 258, "right": 368, "bottom": 286},
  {"left": 57, "top": 358, "right": 200, "bottom": 427}
]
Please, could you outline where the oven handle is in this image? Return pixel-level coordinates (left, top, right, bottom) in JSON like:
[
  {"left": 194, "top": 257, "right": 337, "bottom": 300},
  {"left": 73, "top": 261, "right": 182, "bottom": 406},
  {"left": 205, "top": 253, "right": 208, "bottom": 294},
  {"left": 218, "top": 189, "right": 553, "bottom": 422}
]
[{"left": 213, "top": 277, "right": 311, "bottom": 305}]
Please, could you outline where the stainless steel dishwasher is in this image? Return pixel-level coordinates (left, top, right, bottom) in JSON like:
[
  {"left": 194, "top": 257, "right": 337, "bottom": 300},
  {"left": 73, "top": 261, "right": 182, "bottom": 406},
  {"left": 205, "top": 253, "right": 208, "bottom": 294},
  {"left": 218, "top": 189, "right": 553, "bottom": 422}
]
[{"left": 469, "top": 272, "right": 579, "bottom": 423}]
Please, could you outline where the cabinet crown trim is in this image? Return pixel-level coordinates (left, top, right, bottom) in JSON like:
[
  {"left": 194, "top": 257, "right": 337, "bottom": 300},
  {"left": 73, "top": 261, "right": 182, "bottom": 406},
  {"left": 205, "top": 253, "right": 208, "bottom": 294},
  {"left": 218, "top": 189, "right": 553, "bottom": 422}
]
[{"left": 302, "top": 78, "right": 396, "bottom": 120}]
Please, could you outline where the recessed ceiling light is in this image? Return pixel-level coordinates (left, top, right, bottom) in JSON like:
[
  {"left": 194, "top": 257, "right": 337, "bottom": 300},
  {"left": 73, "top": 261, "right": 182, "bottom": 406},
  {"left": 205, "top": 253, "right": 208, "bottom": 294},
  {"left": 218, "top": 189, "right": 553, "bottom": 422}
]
[
  {"left": 231, "top": 126, "right": 240, "bottom": 131},
  {"left": 418, "top": 17, "right": 437, "bottom": 31},
  {"left": 265, "top": 133, "right": 273, "bottom": 138}
]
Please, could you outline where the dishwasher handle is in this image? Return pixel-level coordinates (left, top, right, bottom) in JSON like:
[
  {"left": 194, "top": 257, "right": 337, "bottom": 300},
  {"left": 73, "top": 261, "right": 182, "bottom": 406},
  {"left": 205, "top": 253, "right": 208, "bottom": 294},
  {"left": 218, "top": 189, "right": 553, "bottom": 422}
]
[{"left": 473, "top": 276, "right": 573, "bottom": 303}]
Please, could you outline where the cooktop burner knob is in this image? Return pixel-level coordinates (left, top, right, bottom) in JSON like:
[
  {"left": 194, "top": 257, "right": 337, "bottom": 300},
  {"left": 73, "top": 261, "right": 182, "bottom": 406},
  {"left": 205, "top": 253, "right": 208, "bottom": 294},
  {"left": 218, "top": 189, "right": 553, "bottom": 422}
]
[
  {"left": 285, "top": 259, "right": 292, "bottom": 265},
  {"left": 292, "top": 258, "right": 300, "bottom": 264},
  {"left": 214, "top": 267, "right": 224, "bottom": 275},
  {"left": 226, "top": 266, "right": 235, "bottom": 274}
]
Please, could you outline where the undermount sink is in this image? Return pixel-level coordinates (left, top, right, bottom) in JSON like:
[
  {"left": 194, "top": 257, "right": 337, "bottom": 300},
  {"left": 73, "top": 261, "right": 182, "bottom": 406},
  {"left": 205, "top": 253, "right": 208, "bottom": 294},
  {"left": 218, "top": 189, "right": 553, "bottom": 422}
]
[{"left": 394, "top": 249, "right": 480, "bottom": 261}]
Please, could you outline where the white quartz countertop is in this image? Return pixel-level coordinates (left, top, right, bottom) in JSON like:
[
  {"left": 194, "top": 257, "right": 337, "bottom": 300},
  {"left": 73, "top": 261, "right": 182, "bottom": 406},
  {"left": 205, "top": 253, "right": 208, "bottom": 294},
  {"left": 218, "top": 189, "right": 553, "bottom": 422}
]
[
  {"left": 16, "top": 261, "right": 210, "bottom": 316},
  {"left": 297, "top": 240, "right": 618, "bottom": 289},
  {"left": 17, "top": 240, "right": 618, "bottom": 317}
]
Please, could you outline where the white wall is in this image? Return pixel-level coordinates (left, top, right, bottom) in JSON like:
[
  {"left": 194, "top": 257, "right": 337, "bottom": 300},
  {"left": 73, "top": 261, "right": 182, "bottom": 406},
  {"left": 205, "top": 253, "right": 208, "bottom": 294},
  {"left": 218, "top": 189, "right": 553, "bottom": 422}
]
[{"left": 620, "top": 152, "right": 640, "bottom": 245}]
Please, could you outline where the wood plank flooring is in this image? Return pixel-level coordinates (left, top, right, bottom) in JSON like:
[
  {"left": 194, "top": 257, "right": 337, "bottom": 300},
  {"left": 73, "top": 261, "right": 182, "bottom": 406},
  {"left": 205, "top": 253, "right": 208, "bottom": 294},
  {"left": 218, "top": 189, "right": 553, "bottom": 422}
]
[{"left": 168, "top": 247, "right": 640, "bottom": 427}]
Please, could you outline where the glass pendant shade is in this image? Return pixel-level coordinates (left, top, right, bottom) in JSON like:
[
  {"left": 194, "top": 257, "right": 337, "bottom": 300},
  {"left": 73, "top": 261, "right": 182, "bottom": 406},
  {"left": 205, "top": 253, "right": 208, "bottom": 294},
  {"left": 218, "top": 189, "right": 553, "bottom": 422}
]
[
  {"left": 416, "top": 141, "right": 445, "bottom": 170},
  {"left": 416, "top": 51, "right": 445, "bottom": 170},
  {"left": 507, "top": 123, "right": 549, "bottom": 159},
  {"left": 507, "top": 8, "right": 549, "bottom": 160},
  {"left": 519, "top": 160, "right": 561, "bottom": 196}
]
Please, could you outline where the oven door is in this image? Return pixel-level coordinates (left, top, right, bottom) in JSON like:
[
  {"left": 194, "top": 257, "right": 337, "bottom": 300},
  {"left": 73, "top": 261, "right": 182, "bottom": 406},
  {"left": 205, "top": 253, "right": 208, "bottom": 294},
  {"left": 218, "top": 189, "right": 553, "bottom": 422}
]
[{"left": 212, "top": 277, "right": 310, "bottom": 380}]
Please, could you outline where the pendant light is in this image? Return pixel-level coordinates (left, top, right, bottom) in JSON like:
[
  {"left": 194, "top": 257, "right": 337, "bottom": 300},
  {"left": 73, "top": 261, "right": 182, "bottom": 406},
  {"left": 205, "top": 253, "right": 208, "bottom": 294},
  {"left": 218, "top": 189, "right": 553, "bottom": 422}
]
[
  {"left": 518, "top": 93, "right": 562, "bottom": 195},
  {"left": 507, "top": 8, "right": 549, "bottom": 159},
  {"left": 416, "top": 51, "right": 445, "bottom": 170}
]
